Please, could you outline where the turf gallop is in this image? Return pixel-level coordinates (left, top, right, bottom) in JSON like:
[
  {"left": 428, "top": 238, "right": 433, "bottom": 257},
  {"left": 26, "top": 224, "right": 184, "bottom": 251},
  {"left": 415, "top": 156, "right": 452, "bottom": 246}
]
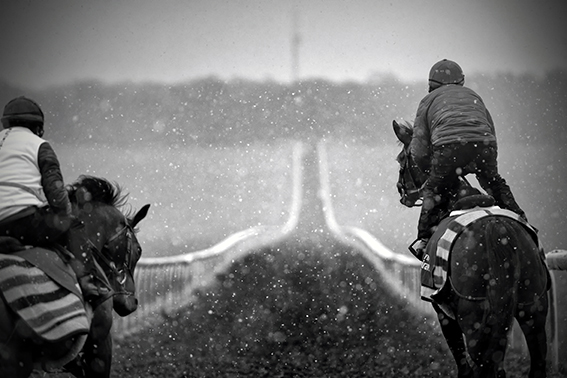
[{"left": 111, "top": 242, "right": 461, "bottom": 377}]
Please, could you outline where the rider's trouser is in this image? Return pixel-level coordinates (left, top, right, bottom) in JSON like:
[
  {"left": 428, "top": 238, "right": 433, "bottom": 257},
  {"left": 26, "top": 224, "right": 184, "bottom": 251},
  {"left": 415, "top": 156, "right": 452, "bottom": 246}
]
[
  {"left": 417, "top": 142, "right": 527, "bottom": 240},
  {"left": 0, "top": 206, "right": 67, "bottom": 245}
]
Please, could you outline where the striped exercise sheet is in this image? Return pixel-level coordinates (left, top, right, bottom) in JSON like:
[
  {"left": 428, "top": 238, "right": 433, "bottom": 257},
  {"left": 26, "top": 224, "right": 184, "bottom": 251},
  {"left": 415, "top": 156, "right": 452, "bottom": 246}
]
[
  {"left": 0, "top": 253, "right": 90, "bottom": 342},
  {"left": 420, "top": 207, "right": 536, "bottom": 301}
]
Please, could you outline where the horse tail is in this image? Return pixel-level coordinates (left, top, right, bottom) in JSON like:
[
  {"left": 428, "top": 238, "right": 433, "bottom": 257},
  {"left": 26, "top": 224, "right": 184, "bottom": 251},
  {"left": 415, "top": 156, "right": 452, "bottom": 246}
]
[{"left": 483, "top": 217, "right": 521, "bottom": 356}]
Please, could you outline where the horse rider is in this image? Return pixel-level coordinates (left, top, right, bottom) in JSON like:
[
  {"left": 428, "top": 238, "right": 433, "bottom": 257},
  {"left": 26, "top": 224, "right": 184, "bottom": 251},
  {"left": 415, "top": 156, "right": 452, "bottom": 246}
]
[
  {"left": 409, "top": 59, "right": 527, "bottom": 259},
  {"left": 0, "top": 96, "right": 109, "bottom": 304}
]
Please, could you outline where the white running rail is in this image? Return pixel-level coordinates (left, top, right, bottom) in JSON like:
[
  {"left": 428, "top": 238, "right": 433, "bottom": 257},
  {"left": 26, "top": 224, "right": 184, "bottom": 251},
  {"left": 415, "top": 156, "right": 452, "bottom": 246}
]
[{"left": 316, "top": 141, "right": 431, "bottom": 316}]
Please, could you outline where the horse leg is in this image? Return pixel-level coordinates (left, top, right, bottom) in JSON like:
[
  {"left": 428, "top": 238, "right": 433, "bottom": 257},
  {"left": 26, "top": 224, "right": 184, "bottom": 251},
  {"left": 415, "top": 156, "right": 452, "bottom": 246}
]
[
  {"left": 433, "top": 303, "right": 473, "bottom": 378},
  {"left": 515, "top": 239, "right": 549, "bottom": 378},
  {"left": 456, "top": 298, "right": 510, "bottom": 378},
  {"left": 73, "top": 299, "right": 113, "bottom": 378},
  {"left": 86, "top": 299, "right": 113, "bottom": 378},
  {"left": 81, "top": 332, "right": 113, "bottom": 378},
  {"left": 516, "top": 295, "right": 548, "bottom": 378}
]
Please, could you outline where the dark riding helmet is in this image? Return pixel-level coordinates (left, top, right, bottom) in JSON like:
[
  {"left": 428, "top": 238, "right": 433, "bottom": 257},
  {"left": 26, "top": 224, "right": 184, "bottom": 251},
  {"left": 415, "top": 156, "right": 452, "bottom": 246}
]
[
  {"left": 428, "top": 59, "right": 465, "bottom": 91},
  {"left": 1, "top": 96, "right": 45, "bottom": 129}
]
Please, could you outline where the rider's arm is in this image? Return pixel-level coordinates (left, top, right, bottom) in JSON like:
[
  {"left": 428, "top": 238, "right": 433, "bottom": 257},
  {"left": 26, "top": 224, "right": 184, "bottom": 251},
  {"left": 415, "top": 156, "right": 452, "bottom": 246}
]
[
  {"left": 37, "top": 142, "right": 72, "bottom": 216},
  {"left": 410, "top": 99, "right": 432, "bottom": 174}
]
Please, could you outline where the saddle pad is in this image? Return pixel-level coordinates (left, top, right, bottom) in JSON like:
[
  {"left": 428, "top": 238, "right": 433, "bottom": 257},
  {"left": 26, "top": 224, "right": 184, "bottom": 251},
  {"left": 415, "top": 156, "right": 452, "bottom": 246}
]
[
  {"left": 420, "top": 207, "right": 537, "bottom": 302},
  {"left": 0, "top": 254, "right": 90, "bottom": 343}
]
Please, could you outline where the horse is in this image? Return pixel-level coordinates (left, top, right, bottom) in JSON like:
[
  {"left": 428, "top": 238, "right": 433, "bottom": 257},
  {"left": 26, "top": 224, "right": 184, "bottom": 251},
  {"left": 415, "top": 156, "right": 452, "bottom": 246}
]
[
  {"left": 0, "top": 175, "right": 150, "bottom": 378},
  {"left": 392, "top": 120, "right": 550, "bottom": 378}
]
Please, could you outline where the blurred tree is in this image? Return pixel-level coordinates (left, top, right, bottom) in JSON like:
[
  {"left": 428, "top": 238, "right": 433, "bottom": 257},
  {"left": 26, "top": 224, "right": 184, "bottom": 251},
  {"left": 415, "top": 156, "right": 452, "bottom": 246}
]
[{"left": 1, "top": 70, "right": 564, "bottom": 147}]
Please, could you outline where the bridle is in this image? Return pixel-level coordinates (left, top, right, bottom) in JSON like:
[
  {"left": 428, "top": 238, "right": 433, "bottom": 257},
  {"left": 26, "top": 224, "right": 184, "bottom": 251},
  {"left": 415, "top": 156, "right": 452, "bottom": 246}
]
[
  {"left": 88, "top": 220, "right": 137, "bottom": 297},
  {"left": 398, "top": 147, "right": 424, "bottom": 207}
]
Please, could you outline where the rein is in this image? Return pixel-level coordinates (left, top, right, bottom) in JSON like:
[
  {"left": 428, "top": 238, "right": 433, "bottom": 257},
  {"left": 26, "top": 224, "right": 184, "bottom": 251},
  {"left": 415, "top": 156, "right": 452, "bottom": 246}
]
[{"left": 399, "top": 148, "right": 424, "bottom": 207}]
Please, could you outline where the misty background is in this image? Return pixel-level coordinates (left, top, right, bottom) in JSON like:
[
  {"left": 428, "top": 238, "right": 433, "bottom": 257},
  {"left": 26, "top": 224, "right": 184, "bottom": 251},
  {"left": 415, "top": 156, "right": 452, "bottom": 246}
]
[{"left": 1, "top": 72, "right": 566, "bottom": 146}]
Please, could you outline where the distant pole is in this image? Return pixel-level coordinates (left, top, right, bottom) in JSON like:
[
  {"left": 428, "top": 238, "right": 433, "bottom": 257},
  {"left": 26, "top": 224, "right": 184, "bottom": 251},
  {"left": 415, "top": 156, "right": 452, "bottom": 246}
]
[{"left": 291, "top": 2, "right": 301, "bottom": 83}]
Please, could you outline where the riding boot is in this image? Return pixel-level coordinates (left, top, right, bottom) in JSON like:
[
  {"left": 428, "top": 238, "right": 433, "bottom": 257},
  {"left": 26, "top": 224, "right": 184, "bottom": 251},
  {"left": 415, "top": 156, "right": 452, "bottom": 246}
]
[
  {"left": 484, "top": 174, "right": 528, "bottom": 222},
  {"left": 409, "top": 238, "right": 429, "bottom": 261}
]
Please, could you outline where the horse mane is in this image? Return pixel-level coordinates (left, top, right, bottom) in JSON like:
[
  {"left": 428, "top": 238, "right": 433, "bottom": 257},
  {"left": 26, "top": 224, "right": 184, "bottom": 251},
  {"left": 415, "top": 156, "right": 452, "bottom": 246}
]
[{"left": 68, "top": 175, "right": 130, "bottom": 212}]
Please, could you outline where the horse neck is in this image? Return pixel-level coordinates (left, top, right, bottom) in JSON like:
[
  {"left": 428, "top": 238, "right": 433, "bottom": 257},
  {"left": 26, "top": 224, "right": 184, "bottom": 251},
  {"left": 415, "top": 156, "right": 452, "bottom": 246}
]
[{"left": 69, "top": 203, "right": 118, "bottom": 254}]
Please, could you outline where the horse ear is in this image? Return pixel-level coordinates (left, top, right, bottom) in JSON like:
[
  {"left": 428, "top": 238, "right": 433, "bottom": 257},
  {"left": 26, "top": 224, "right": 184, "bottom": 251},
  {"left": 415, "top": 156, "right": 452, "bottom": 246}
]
[
  {"left": 393, "top": 120, "right": 412, "bottom": 146},
  {"left": 131, "top": 204, "right": 150, "bottom": 228}
]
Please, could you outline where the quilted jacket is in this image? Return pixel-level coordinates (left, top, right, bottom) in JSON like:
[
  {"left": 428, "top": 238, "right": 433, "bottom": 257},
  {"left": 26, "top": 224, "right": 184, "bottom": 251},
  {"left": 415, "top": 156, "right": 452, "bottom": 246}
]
[{"left": 409, "top": 84, "right": 497, "bottom": 171}]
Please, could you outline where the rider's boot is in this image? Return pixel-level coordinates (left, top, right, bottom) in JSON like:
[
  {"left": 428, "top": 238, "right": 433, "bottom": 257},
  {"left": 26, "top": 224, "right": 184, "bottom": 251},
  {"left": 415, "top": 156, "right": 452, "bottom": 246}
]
[
  {"left": 486, "top": 175, "right": 528, "bottom": 222},
  {"left": 409, "top": 238, "right": 429, "bottom": 261}
]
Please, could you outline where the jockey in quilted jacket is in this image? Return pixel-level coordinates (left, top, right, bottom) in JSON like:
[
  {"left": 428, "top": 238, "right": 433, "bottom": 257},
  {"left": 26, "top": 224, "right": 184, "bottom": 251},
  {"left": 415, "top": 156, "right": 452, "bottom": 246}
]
[
  {"left": 0, "top": 96, "right": 109, "bottom": 305},
  {"left": 409, "top": 60, "right": 527, "bottom": 246}
]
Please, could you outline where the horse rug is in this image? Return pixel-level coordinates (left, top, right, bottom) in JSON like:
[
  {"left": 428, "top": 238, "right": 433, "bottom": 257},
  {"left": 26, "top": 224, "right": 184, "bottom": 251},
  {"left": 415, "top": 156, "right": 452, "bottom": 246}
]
[
  {"left": 0, "top": 248, "right": 90, "bottom": 343},
  {"left": 420, "top": 206, "right": 538, "bottom": 302}
]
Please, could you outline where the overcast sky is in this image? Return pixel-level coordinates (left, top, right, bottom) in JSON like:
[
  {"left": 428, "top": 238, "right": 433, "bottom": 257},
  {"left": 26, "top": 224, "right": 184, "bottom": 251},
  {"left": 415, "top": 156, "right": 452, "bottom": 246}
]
[{"left": 1, "top": 0, "right": 566, "bottom": 90}]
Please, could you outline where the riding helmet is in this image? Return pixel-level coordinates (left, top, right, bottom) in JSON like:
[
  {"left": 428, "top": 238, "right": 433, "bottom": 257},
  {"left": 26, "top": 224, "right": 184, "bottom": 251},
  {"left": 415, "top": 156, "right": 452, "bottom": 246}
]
[
  {"left": 428, "top": 59, "right": 465, "bottom": 87},
  {"left": 1, "top": 96, "right": 45, "bottom": 128}
]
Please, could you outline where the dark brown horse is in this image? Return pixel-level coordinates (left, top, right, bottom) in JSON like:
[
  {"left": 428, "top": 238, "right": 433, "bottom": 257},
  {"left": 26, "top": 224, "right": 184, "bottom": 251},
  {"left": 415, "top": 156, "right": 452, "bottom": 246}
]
[
  {"left": 0, "top": 176, "right": 149, "bottom": 378},
  {"left": 393, "top": 120, "right": 549, "bottom": 378}
]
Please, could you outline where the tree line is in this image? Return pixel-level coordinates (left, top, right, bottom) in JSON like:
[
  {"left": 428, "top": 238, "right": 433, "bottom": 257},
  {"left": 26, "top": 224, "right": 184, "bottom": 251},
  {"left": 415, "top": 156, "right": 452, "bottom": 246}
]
[{"left": 1, "top": 69, "right": 565, "bottom": 146}]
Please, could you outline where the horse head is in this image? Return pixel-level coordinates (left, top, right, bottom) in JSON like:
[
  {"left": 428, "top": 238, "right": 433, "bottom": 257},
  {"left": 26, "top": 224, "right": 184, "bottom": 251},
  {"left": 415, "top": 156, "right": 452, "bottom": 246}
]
[
  {"left": 392, "top": 120, "right": 427, "bottom": 208},
  {"left": 67, "top": 175, "right": 149, "bottom": 317}
]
